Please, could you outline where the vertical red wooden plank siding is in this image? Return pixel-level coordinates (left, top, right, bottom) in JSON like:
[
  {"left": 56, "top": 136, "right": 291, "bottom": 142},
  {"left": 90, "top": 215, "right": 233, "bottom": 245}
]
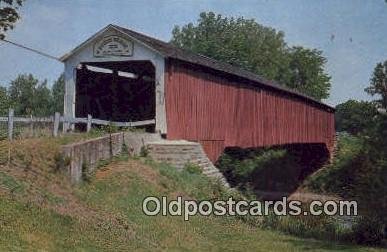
[
  {"left": 199, "top": 140, "right": 225, "bottom": 163},
  {"left": 164, "top": 59, "right": 335, "bottom": 162}
]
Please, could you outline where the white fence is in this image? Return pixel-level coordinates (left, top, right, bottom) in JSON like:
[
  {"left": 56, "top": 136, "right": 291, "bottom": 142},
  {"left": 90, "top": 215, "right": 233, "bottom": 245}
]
[{"left": 0, "top": 108, "right": 155, "bottom": 140}]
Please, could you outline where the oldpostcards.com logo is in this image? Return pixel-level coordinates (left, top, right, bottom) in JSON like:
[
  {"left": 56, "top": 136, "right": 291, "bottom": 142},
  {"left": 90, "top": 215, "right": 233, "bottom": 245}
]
[{"left": 142, "top": 196, "right": 358, "bottom": 221}]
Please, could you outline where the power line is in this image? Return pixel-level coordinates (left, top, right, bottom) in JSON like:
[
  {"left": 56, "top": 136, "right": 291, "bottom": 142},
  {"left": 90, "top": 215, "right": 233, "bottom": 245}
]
[{"left": 0, "top": 38, "right": 61, "bottom": 61}]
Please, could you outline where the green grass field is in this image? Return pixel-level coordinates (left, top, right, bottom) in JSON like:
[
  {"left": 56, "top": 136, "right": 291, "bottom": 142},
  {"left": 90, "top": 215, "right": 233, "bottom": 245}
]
[{"left": 0, "top": 137, "right": 384, "bottom": 251}]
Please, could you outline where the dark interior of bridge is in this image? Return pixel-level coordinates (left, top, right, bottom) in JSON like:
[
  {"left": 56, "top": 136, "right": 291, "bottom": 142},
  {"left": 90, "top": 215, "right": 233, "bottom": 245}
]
[{"left": 75, "top": 60, "right": 155, "bottom": 123}]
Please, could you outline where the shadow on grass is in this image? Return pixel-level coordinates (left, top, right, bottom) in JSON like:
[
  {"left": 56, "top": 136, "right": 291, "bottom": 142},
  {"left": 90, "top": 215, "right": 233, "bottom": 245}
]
[{"left": 282, "top": 238, "right": 371, "bottom": 251}]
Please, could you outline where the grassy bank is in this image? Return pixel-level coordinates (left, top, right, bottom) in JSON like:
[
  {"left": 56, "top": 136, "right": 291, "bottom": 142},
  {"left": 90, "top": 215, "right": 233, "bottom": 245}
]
[{"left": 0, "top": 137, "right": 383, "bottom": 251}]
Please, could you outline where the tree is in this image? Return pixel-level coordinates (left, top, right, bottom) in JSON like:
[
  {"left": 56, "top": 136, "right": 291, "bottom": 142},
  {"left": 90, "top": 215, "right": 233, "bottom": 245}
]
[
  {"left": 0, "top": 0, "right": 24, "bottom": 40},
  {"left": 171, "top": 12, "right": 331, "bottom": 100},
  {"left": 51, "top": 73, "right": 65, "bottom": 114},
  {"left": 365, "top": 60, "right": 387, "bottom": 109},
  {"left": 287, "top": 47, "right": 331, "bottom": 99},
  {"left": 5, "top": 73, "right": 64, "bottom": 116},
  {"left": 33, "top": 80, "right": 52, "bottom": 116},
  {"left": 335, "top": 100, "right": 377, "bottom": 135},
  {"left": 8, "top": 74, "right": 52, "bottom": 116},
  {"left": 172, "top": 12, "right": 289, "bottom": 82},
  {"left": 8, "top": 74, "right": 37, "bottom": 115},
  {"left": 0, "top": 85, "right": 9, "bottom": 114}
]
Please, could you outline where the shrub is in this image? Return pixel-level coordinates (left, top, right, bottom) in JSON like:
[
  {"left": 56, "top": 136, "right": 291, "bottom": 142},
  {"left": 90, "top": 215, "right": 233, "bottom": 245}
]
[
  {"left": 81, "top": 162, "right": 92, "bottom": 183},
  {"left": 303, "top": 134, "right": 367, "bottom": 195},
  {"left": 53, "top": 153, "right": 71, "bottom": 172},
  {"left": 183, "top": 162, "right": 202, "bottom": 174},
  {"left": 216, "top": 145, "right": 325, "bottom": 195},
  {"left": 304, "top": 133, "right": 386, "bottom": 221},
  {"left": 303, "top": 119, "right": 387, "bottom": 246},
  {"left": 139, "top": 146, "right": 149, "bottom": 157},
  {"left": 351, "top": 216, "right": 384, "bottom": 245}
]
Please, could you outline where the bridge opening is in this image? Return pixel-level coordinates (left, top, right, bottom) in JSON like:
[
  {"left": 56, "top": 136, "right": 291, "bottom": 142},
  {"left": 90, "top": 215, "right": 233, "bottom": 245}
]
[
  {"left": 215, "top": 143, "right": 330, "bottom": 200},
  {"left": 75, "top": 60, "right": 156, "bottom": 131}
]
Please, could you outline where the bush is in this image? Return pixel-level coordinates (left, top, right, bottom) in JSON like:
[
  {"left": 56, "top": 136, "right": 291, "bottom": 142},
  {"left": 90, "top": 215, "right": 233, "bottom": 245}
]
[
  {"left": 352, "top": 216, "right": 384, "bottom": 245},
  {"left": 53, "top": 153, "right": 71, "bottom": 172},
  {"left": 216, "top": 145, "right": 327, "bottom": 195},
  {"left": 304, "top": 117, "right": 387, "bottom": 246},
  {"left": 305, "top": 133, "right": 386, "bottom": 217},
  {"left": 183, "top": 162, "right": 202, "bottom": 174},
  {"left": 217, "top": 148, "right": 296, "bottom": 191},
  {"left": 303, "top": 134, "right": 366, "bottom": 196},
  {"left": 81, "top": 162, "right": 92, "bottom": 183},
  {"left": 139, "top": 146, "right": 149, "bottom": 157},
  {"left": 262, "top": 214, "right": 349, "bottom": 242}
]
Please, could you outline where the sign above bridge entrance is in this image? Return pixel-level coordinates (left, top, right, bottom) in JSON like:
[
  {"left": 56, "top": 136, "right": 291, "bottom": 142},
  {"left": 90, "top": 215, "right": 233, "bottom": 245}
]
[{"left": 93, "top": 35, "right": 133, "bottom": 57}]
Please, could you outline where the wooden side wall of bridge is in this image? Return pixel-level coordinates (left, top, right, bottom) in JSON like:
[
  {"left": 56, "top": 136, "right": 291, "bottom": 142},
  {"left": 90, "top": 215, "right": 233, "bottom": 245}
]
[{"left": 165, "top": 59, "right": 335, "bottom": 162}]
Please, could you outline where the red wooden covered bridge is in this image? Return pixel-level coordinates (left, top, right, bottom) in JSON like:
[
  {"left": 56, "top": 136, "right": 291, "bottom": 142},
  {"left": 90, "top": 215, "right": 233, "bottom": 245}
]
[{"left": 61, "top": 24, "right": 335, "bottom": 163}]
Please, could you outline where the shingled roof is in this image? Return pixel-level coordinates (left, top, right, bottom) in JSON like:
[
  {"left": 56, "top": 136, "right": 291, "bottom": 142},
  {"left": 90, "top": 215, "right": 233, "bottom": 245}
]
[{"left": 61, "top": 24, "right": 334, "bottom": 110}]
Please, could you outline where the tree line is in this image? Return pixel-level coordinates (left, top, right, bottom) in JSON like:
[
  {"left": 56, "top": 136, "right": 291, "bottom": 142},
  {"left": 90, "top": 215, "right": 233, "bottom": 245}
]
[
  {"left": 335, "top": 60, "right": 387, "bottom": 134},
  {"left": 0, "top": 73, "right": 64, "bottom": 116},
  {"left": 171, "top": 12, "right": 331, "bottom": 100}
]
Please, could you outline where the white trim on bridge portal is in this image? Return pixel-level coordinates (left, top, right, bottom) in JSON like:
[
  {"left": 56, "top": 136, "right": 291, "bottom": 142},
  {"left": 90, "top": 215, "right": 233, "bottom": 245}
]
[{"left": 62, "top": 25, "right": 167, "bottom": 134}]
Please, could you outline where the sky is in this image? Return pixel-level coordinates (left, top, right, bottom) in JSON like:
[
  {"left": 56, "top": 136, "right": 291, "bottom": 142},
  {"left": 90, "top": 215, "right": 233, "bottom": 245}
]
[{"left": 0, "top": 0, "right": 386, "bottom": 106}]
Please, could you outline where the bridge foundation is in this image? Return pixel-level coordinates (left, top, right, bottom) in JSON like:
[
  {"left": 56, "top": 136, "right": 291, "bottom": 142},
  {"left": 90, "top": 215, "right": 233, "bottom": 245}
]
[{"left": 147, "top": 140, "right": 230, "bottom": 187}]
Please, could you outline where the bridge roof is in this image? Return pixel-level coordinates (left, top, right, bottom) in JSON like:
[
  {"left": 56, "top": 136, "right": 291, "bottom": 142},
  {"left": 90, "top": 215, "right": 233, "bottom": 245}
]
[{"left": 61, "top": 24, "right": 334, "bottom": 111}]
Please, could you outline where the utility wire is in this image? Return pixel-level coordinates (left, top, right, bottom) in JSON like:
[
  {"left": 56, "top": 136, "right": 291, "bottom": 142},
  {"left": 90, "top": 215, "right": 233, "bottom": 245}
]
[{"left": 0, "top": 38, "right": 61, "bottom": 61}]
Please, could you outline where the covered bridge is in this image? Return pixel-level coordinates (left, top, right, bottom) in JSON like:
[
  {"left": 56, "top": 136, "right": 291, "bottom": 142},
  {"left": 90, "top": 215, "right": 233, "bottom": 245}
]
[{"left": 61, "top": 24, "right": 335, "bottom": 163}]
